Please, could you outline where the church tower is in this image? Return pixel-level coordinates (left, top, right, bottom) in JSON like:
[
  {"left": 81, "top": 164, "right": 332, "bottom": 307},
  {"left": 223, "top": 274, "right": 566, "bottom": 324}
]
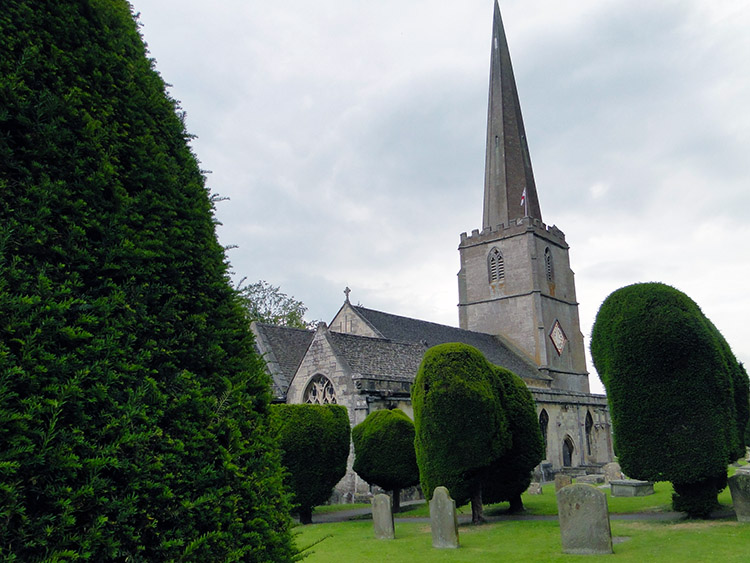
[{"left": 458, "top": 1, "right": 589, "bottom": 393}]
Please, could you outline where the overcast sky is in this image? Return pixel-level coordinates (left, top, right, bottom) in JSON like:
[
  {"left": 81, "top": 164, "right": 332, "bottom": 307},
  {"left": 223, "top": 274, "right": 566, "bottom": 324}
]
[{"left": 129, "top": 0, "right": 749, "bottom": 394}]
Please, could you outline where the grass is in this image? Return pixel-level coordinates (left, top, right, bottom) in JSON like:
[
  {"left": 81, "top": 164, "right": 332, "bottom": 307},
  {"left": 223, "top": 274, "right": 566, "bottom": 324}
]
[
  {"left": 295, "top": 464, "right": 749, "bottom": 560},
  {"left": 312, "top": 502, "right": 369, "bottom": 515},
  {"left": 324, "top": 463, "right": 746, "bottom": 520},
  {"left": 295, "top": 518, "right": 750, "bottom": 562}
]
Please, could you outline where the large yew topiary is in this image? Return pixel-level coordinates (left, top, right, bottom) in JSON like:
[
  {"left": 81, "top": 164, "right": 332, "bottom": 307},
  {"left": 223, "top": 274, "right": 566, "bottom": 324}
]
[
  {"left": 271, "top": 404, "right": 350, "bottom": 524},
  {"left": 352, "top": 408, "right": 419, "bottom": 512},
  {"left": 0, "top": 1, "right": 294, "bottom": 560},
  {"left": 483, "top": 365, "right": 545, "bottom": 512},
  {"left": 412, "top": 343, "right": 511, "bottom": 523},
  {"left": 591, "top": 282, "right": 749, "bottom": 518}
]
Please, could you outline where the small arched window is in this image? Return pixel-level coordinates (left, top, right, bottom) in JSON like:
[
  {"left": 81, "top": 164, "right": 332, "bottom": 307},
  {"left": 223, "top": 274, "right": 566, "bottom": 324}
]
[
  {"left": 488, "top": 247, "right": 505, "bottom": 283},
  {"left": 585, "top": 411, "right": 594, "bottom": 456},
  {"left": 304, "top": 374, "right": 337, "bottom": 405},
  {"left": 539, "top": 409, "right": 549, "bottom": 452},
  {"left": 544, "top": 247, "right": 554, "bottom": 283}
]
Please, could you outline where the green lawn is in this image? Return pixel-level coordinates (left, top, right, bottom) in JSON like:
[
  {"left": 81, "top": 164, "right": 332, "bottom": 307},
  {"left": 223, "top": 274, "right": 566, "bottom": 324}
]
[
  {"left": 297, "top": 466, "right": 749, "bottom": 560},
  {"left": 391, "top": 480, "right": 678, "bottom": 519},
  {"left": 295, "top": 518, "right": 750, "bottom": 562},
  {"left": 323, "top": 464, "right": 744, "bottom": 519}
]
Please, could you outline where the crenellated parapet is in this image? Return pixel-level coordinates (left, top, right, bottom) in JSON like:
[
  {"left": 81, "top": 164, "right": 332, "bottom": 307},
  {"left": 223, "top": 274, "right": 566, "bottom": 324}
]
[{"left": 459, "top": 216, "right": 567, "bottom": 249}]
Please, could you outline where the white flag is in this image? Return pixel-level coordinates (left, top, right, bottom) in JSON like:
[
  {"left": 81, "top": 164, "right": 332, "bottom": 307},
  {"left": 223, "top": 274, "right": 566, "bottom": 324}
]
[{"left": 520, "top": 187, "right": 526, "bottom": 207}]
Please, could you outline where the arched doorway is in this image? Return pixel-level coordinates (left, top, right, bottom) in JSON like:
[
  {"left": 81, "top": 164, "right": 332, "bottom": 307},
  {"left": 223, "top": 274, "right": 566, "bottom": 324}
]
[{"left": 562, "top": 436, "right": 575, "bottom": 467}]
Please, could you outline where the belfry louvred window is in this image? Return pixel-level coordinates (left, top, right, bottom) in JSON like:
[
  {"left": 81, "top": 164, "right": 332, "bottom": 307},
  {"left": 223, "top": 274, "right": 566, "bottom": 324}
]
[
  {"left": 488, "top": 247, "right": 505, "bottom": 283},
  {"left": 545, "top": 247, "right": 554, "bottom": 282}
]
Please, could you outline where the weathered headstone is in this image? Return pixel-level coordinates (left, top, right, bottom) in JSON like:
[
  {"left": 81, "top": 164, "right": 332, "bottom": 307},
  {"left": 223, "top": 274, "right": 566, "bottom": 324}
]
[
  {"left": 429, "top": 486, "right": 459, "bottom": 549},
  {"left": 728, "top": 473, "right": 750, "bottom": 523},
  {"left": 527, "top": 482, "right": 543, "bottom": 495},
  {"left": 372, "top": 493, "right": 395, "bottom": 539},
  {"left": 555, "top": 473, "right": 572, "bottom": 491},
  {"left": 603, "top": 462, "right": 623, "bottom": 482},
  {"left": 557, "top": 484, "right": 613, "bottom": 555}
]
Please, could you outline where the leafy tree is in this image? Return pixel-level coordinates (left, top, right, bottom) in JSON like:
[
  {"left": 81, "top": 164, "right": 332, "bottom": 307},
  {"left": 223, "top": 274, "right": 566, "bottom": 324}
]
[
  {"left": 412, "top": 343, "right": 511, "bottom": 523},
  {"left": 483, "top": 365, "right": 545, "bottom": 512},
  {"left": 0, "top": 1, "right": 294, "bottom": 560},
  {"left": 352, "top": 408, "right": 419, "bottom": 512},
  {"left": 271, "top": 404, "right": 350, "bottom": 524},
  {"left": 591, "top": 282, "right": 749, "bottom": 518},
  {"left": 237, "top": 279, "right": 312, "bottom": 329}
]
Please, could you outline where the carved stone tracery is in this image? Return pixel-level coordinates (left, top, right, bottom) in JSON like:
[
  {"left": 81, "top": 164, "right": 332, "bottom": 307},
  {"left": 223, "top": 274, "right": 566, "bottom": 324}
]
[{"left": 304, "top": 374, "right": 337, "bottom": 405}]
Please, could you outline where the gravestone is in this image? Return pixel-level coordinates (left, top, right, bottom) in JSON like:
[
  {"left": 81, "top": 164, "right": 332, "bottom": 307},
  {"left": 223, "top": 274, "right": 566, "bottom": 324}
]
[
  {"left": 372, "top": 493, "right": 395, "bottom": 539},
  {"left": 555, "top": 473, "right": 572, "bottom": 492},
  {"left": 603, "top": 462, "right": 623, "bottom": 482},
  {"left": 728, "top": 473, "right": 750, "bottom": 523},
  {"left": 557, "top": 484, "right": 613, "bottom": 555},
  {"left": 429, "top": 487, "right": 459, "bottom": 549},
  {"left": 527, "top": 482, "right": 543, "bottom": 495}
]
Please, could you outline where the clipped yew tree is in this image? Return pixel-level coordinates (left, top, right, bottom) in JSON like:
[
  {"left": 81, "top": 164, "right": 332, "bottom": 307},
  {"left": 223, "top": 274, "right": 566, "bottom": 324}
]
[
  {"left": 591, "top": 283, "right": 749, "bottom": 518},
  {"left": 0, "top": 2, "right": 293, "bottom": 560},
  {"left": 483, "top": 365, "right": 545, "bottom": 512},
  {"left": 271, "top": 404, "right": 350, "bottom": 524},
  {"left": 412, "top": 343, "right": 511, "bottom": 523},
  {"left": 352, "top": 408, "right": 419, "bottom": 513}
]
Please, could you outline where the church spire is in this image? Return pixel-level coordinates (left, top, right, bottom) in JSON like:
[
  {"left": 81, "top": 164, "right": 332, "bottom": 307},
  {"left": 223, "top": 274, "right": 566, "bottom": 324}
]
[{"left": 482, "top": 0, "right": 542, "bottom": 229}]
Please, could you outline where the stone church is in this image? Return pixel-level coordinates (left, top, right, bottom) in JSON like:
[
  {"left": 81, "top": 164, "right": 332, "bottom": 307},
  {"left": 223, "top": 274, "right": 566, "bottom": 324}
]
[{"left": 252, "top": 1, "right": 613, "bottom": 501}]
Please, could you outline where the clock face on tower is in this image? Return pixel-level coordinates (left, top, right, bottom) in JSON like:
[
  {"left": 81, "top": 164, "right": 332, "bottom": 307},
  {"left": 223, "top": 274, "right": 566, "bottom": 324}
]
[{"left": 549, "top": 320, "right": 567, "bottom": 356}]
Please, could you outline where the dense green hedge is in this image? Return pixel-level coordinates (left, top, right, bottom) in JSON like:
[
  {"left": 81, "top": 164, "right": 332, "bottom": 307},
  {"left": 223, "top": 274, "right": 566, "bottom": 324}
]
[
  {"left": 412, "top": 343, "right": 510, "bottom": 507},
  {"left": 0, "top": 1, "right": 294, "bottom": 560},
  {"left": 591, "top": 283, "right": 749, "bottom": 517},
  {"left": 271, "top": 404, "right": 350, "bottom": 524},
  {"left": 483, "top": 365, "right": 545, "bottom": 511},
  {"left": 352, "top": 408, "right": 419, "bottom": 511}
]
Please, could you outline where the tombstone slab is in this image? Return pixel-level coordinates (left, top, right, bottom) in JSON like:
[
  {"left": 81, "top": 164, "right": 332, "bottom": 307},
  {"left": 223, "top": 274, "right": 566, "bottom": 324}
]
[
  {"left": 603, "top": 462, "right": 623, "bottom": 483},
  {"left": 557, "top": 484, "right": 613, "bottom": 555},
  {"left": 729, "top": 473, "right": 750, "bottom": 523},
  {"left": 372, "top": 494, "right": 395, "bottom": 539},
  {"left": 429, "top": 486, "right": 459, "bottom": 549},
  {"left": 610, "top": 479, "right": 654, "bottom": 497},
  {"left": 527, "top": 482, "right": 543, "bottom": 495},
  {"left": 554, "top": 474, "right": 572, "bottom": 492},
  {"left": 576, "top": 474, "right": 605, "bottom": 485}
]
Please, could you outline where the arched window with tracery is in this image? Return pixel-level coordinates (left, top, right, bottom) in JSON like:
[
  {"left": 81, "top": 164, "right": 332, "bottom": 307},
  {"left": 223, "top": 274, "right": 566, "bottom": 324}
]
[
  {"left": 544, "top": 247, "right": 554, "bottom": 283},
  {"left": 304, "top": 374, "right": 337, "bottom": 405},
  {"left": 539, "top": 409, "right": 549, "bottom": 453},
  {"left": 585, "top": 411, "right": 594, "bottom": 456},
  {"left": 488, "top": 247, "right": 505, "bottom": 283}
]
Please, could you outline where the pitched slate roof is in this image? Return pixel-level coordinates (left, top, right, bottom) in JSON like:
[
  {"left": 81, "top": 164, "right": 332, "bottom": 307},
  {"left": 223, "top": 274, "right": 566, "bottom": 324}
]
[
  {"left": 251, "top": 322, "right": 313, "bottom": 399},
  {"left": 350, "top": 305, "right": 549, "bottom": 384},
  {"left": 327, "top": 332, "right": 425, "bottom": 382}
]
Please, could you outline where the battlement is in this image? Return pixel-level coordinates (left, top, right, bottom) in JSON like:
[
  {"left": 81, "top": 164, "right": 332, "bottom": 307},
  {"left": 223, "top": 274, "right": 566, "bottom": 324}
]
[{"left": 459, "top": 216, "right": 567, "bottom": 248}]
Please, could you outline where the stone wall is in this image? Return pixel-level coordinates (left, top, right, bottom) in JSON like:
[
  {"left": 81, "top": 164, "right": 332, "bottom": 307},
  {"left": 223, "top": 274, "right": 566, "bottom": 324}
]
[{"left": 532, "top": 389, "right": 612, "bottom": 471}]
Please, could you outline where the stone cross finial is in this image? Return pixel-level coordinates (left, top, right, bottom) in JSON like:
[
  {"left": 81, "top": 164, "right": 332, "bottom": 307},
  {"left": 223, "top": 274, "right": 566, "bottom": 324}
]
[{"left": 344, "top": 287, "right": 351, "bottom": 302}]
